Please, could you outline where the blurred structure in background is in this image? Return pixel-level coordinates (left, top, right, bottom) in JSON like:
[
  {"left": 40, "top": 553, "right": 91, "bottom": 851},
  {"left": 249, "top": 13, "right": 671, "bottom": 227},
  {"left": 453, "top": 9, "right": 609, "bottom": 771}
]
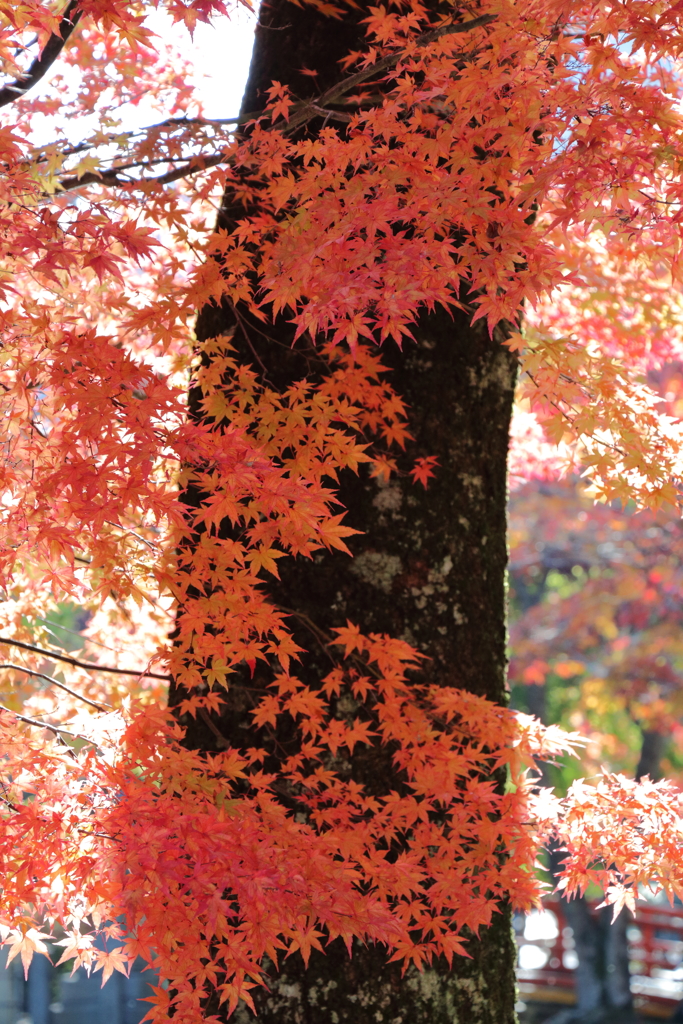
[
  {"left": 0, "top": 947, "right": 155, "bottom": 1024},
  {"left": 515, "top": 896, "right": 683, "bottom": 1020}
]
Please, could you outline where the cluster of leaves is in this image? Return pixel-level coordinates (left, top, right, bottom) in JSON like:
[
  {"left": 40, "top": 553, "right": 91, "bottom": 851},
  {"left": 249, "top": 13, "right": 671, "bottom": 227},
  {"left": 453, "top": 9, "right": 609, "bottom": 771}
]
[
  {"left": 171, "top": 336, "right": 410, "bottom": 685},
  {"left": 538, "top": 771, "right": 683, "bottom": 918},
  {"left": 0, "top": 639, "right": 578, "bottom": 1022}
]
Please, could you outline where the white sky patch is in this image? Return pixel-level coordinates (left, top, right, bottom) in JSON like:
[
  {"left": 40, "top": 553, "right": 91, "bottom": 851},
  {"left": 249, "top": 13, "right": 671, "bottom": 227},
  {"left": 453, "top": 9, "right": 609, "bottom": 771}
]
[
  {"left": 9, "top": 6, "right": 257, "bottom": 147},
  {"left": 142, "top": 6, "right": 257, "bottom": 122}
]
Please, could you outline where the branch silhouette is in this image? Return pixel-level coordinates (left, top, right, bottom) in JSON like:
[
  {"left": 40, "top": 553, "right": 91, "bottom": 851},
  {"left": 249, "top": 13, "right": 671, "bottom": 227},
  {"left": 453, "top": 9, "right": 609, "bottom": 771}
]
[{"left": 0, "top": 0, "right": 83, "bottom": 109}]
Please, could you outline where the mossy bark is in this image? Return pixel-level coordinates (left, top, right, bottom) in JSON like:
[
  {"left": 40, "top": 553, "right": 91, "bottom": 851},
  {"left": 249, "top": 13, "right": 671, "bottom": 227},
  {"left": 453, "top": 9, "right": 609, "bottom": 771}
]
[{"left": 168, "top": 2, "right": 520, "bottom": 1021}]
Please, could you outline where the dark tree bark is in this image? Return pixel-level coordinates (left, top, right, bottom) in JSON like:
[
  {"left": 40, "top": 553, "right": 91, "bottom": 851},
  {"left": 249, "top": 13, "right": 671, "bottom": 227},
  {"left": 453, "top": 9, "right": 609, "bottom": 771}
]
[
  {"left": 545, "top": 848, "right": 633, "bottom": 1024},
  {"left": 168, "top": 2, "right": 520, "bottom": 1021},
  {"left": 635, "top": 729, "right": 666, "bottom": 784}
]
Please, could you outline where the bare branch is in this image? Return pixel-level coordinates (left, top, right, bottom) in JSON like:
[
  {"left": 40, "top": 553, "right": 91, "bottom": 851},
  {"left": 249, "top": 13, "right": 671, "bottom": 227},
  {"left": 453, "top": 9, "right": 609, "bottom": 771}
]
[
  {"left": 104, "top": 519, "right": 160, "bottom": 552},
  {"left": 0, "top": 662, "right": 111, "bottom": 711},
  {"left": 0, "top": 703, "right": 96, "bottom": 748},
  {"left": 52, "top": 14, "right": 495, "bottom": 193},
  {"left": 57, "top": 151, "right": 228, "bottom": 193},
  {"left": 0, "top": 636, "right": 170, "bottom": 680},
  {"left": 198, "top": 707, "right": 229, "bottom": 749},
  {"left": 33, "top": 113, "right": 239, "bottom": 165},
  {"left": 0, "top": 0, "right": 83, "bottom": 110},
  {"left": 280, "top": 14, "right": 497, "bottom": 135}
]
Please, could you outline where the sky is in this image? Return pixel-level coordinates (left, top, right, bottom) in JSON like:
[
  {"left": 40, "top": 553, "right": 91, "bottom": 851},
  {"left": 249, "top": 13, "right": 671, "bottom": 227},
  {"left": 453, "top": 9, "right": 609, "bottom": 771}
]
[
  {"left": 12, "top": 5, "right": 259, "bottom": 147},
  {"left": 155, "top": 7, "right": 258, "bottom": 121}
]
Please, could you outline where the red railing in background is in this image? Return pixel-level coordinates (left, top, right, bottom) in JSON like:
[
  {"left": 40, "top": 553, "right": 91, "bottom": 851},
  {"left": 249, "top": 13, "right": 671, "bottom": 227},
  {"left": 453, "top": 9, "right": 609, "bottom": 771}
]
[{"left": 515, "top": 898, "right": 683, "bottom": 1019}]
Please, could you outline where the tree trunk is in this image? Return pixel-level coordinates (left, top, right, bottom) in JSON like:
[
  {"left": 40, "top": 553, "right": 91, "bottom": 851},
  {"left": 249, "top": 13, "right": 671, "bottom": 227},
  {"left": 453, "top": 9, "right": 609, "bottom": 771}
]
[
  {"left": 168, "top": 2, "right": 520, "bottom": 1021},
  {"left": 635, "top": 729, "right": 666, "bottom": 783},
  {"left": 539, "top": 713, "right": 670, "bottom": 1021},
  {"left": 546, "top": 848, "right": 633, "bottom": 1024}
]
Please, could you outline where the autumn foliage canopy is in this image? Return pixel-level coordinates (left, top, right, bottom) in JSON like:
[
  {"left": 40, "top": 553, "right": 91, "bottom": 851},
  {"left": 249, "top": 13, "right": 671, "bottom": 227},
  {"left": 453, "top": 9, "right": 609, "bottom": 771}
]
[{"left": 5, "top": 0, "right": 683, "bottom": 1019}]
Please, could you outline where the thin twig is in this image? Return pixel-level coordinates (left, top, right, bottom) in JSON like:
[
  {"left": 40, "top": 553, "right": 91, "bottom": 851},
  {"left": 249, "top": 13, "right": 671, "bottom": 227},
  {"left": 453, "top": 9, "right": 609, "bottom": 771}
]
[
  {"left": 0, "top": 703, "right": 96, "bottom": 748},
  {"left": 198, "top": 707, "right": 229, "bottom": 749},
  {"left": 54, "top": 14, "right": 496, "bottom": 193},
  {"left": 0, "top": 662, "right": 111, "bottom": 711},
  {"left": 36, "top": 113, "right": 241, "bottom": 162},
  {"left": 280, "top": 14, "right": 497, "bottom": 136},
  {"left": 525, "top": 370, "right": 629, "bottom": 458},
  {"left": 104, "top": 519, "right": 160, "bottom": 553},
  {"left": 58, "top": 151, "right": 227, "bottom": 193},
  {"left": 229, "top": 301, "right": 273, "bottom": 382},
  {"left": 278, "top": 605, "right": 337, "bottom": 660},
  {"left": 39, "top": 617, "right": 114, "bottom": 651},
  {"left": 0, "top": 637, "right": 170, "bottom": 681}
]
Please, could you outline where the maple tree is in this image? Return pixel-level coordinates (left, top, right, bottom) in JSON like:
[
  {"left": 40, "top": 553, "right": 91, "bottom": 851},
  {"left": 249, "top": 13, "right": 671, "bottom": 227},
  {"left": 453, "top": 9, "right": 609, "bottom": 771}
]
[
  {"left": 5, "top": 0, "right": 683, "bottom": 1022},
  {"left": 508, "top": 477, "right": 681, "bottom": 1016},
  {"left": 507, "top": 249, "right": 683, "bottom": 1015}
]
